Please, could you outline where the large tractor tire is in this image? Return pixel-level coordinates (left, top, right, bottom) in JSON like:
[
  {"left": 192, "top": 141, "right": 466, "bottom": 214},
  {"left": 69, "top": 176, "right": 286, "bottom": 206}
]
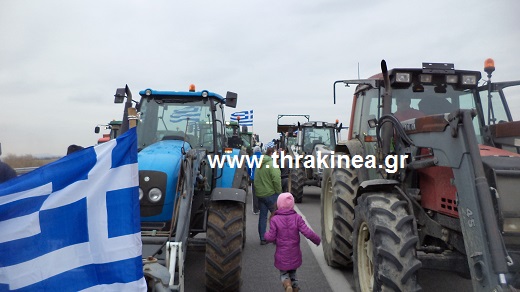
[
  {"left": 239, "top": 172, "right": 248, "bottom": 248},
  {"left": 205, "top": 201, "right": 244, "bottom": 292},
  {"left": 290, "top": 167, "right": 305, "bottom": 203},
  {"left": 320, "top": 164, "right": 357, "bottom": 268},
  {"left": 353, "top": 192, "right": 422, "bottom": 292}
]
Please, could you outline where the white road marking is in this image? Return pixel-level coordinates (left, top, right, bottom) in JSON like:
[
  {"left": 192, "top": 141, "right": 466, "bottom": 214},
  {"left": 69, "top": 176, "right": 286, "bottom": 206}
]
[{"left": 294, "top": 205, "right": 355, "bottom": 292}]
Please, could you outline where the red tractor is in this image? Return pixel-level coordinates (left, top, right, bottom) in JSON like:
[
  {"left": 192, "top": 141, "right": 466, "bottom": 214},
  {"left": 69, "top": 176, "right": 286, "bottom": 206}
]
[{"left": 321, "top": 59, "right": 520, "bottom": 291}]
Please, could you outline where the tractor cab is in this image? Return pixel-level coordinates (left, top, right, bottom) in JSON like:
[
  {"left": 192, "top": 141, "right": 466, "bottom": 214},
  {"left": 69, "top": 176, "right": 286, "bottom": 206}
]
[{"left": 298, "top": 121, "right": 339, "bottom": 155}]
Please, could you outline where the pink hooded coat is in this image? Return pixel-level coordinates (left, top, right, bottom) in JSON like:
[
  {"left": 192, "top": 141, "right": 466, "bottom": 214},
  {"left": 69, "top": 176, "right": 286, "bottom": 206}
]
[{"left": 264, "top": 207, "right": 321, "bottom": 270}]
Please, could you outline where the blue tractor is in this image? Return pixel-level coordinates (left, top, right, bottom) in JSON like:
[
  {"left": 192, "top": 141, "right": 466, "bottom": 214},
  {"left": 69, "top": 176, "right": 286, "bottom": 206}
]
[{"left": 114, "top": 84, "right": 248, "bottom": 291}]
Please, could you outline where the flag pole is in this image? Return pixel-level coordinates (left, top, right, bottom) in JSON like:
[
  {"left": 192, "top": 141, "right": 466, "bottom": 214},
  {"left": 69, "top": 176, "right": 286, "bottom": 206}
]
[{"left": 128, "top": 108, "right": 138, "bottom": 129}]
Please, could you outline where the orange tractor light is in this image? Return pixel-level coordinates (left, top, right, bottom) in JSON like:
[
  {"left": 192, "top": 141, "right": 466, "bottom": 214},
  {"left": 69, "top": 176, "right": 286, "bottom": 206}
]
[
  {"left": 484, "top": 58, "right": 495, "bottom": 74},
  {"left": 189, "top": 84, "right": 196, "bottom": 92}
]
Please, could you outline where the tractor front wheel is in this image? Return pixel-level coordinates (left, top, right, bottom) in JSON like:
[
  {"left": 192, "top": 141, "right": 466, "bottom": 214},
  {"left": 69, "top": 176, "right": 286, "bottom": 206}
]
[
  {"left": 320, "top": 164, "right": 357, "bottom": 268},
  {"left": 353, "top": 192, "right": 421, "bottom": 292},
  {"left": 290, "top": 167, "right": 305, "bottom": 203},
  {"left": 205, "top": 201, "right": 244, "bottom": 292}
]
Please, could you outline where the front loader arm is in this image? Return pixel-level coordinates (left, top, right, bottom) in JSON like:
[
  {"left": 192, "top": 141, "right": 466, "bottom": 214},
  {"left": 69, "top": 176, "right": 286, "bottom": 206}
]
[{"left": 400, "top": 110, "right": 510, "bottom": 291}]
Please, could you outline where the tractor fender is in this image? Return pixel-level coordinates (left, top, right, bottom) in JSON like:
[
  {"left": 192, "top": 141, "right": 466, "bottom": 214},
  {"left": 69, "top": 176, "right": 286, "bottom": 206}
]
[
  {"left": 210, "top": 187, "right": 247, "bottom": 204},
  {"left": 334, "top": 139, "right": 370, "bottom": 181},
  {"left": 357, "top": 179, "right": 400, "bottom": 196}
]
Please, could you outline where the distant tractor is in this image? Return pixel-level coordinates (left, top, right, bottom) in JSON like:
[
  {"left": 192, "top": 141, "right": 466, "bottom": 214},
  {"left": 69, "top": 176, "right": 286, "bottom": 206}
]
[
  {"left": 322, "top": 59, "right": 520, "bottom": 291},
  {"left": 225, "top": 120, "right": 253, "bottom": 155},
  {"left": 114, "top": 84, "right": 248, "bottom": 292},
  {"left": 288, "top": 120, "right": 340, "bottom": 203},
  {"left": 276, "top": 114, "right": 310, "bottom": 154},
  {"left": 94, "top": 120, "right": 122, "bottom": 144}
]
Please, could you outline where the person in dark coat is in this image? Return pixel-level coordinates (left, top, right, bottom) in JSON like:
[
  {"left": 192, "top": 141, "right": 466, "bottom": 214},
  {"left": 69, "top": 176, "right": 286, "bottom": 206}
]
[
  {"left": 0, "top": 160, "right": 17, "bottom": 183},
  {"left": 264, "top": 192, "right": 321, "bottom": 291}
]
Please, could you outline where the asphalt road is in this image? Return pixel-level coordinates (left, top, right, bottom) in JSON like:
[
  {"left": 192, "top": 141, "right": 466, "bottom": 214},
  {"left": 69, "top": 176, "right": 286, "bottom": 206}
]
[{"left": 185, "top": 186, "right": 473, "bottom": 292}]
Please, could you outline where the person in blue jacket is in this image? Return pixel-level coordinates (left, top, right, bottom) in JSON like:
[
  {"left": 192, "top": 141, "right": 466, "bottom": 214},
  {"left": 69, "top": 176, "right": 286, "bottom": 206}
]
[{"left": 250, "top": 145, "right": 263, "bottom": 214}]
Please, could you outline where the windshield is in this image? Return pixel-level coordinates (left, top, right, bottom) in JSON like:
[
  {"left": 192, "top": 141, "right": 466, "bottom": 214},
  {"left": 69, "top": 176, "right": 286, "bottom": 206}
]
[
  {"left": 355, "top": 84, "right": 512, "bottom": 144},
  {"left": 137, "top": 98, "right": 215, "bottom": 150},
  {"left": 302, "top": 127, "right": 336, "bottom": 153}
]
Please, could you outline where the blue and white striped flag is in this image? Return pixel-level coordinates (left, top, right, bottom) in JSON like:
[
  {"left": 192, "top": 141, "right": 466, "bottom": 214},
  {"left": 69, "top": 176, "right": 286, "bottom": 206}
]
[
  {"left": 264, "top": 140, "right": 275, "bottom": 151},
  {"left": 0, "top": 128, "right": 146, "bottom": 291},
  {"left": 170, "top": 106, "right": 202, "bottom": 123},
  {"left": 230, "top": 110, "right": 253, "bottom": 127}
]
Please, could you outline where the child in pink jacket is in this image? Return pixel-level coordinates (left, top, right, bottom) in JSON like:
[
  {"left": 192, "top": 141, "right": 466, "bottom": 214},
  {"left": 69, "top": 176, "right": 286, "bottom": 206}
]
[{"left": 264, "top": 192, "right": 321, "bottom": 292}]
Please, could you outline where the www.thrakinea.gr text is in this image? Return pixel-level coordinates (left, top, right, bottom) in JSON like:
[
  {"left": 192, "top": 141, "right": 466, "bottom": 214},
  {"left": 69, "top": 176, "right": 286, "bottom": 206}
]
[{"left": 207, "top": 151, "right": 409, "bottom": 174}]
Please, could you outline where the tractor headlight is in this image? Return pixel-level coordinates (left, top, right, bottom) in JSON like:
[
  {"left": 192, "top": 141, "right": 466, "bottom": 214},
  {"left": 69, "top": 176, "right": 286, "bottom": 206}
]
[
  {"left": 504, "top": 218, "right": 520, "bottom": 233},
  {"left": 139, "top": 188, "right": 144, "bottom": 201},
  {"left": 395, "top": 72, "right": 411, "bottom": 83},
  {"left": 461, "top": 74, "right": 477, "bottom": 85},
  {"left": 419, "top": 74, "right": 432, "bottom": 83},
  {"left": 446, "top": 75, "right": 458, "bottom": 84},
  {"left": 148, "top": 188, "right": 163, "bottom": 203}
]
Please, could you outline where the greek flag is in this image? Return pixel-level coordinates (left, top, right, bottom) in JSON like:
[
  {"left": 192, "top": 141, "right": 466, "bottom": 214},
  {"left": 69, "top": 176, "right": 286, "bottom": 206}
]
[
  {"left": 170, "top": 106, "right": 202, "bottom": 123},
  {"left": 0, "top": 128, "right": 146, "bottom": 291},
  {"left": 230, "top": 110, "right": 253, "bottom": 127},
  {"left": 264, "top": 140, "right": 276, "bottom": 150}
]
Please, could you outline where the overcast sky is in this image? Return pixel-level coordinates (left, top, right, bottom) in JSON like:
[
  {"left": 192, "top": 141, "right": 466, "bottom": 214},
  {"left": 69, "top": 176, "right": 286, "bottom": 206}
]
[{"left": 1, "top": 0, "right": 519, "bottom": 156}]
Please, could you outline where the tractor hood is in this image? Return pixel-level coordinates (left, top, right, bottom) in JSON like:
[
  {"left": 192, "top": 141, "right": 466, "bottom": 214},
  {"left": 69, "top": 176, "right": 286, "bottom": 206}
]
[
  {"left": 138, "top": 140, "right": 191, "bottom": 172},
  {"left": 138, "top": 140, "right": 191, "bottom": 222},
  {"left": 479, "top": 144, "right": 520, "bottom": 158}
]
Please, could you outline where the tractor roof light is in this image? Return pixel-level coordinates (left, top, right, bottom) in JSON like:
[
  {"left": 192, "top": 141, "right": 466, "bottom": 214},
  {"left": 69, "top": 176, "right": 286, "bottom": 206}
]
[
  {"left": 145, "top": 89, "right": 152, "bottom": 96},
  {"left": 201, "top": 91, "right": 208, "bottom": 97},
  {"left": 189, "top": 84, "right": 196, "bottom": 92},
  {"left": 419, "top": 74, "right": 432, "bottom": 83},
  {"left": 484, "top": 58, "right": 495, "bottom": 75},
  {"left": 395, "top": 72, "right": 411, "bottom": 83},
  {"left": 461, "top": 74, "right": 478, "bottom": 85},
  {"left": 446, "top": 75, "right": 458, "bottom": 84}
]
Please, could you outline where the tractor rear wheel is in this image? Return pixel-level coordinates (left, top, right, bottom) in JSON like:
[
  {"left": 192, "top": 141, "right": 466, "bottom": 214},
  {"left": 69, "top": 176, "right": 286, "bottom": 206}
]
[
  {"left": 320, "top": 164, "right": 357, "bottom": 267},
  {"left": 290, "top": 167, "right": 305, "bottom": 203},
  {"left": 205, "top": 201, "right": 244, "bottom": 292},
  {"left": 353, "top": 192, "right": 422, "bottom": 292}
]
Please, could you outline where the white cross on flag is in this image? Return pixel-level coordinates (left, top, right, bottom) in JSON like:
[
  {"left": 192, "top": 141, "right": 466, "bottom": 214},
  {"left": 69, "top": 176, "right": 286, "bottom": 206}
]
[{"left": 0, "top": 128, "right": 146, "bottom": 291}]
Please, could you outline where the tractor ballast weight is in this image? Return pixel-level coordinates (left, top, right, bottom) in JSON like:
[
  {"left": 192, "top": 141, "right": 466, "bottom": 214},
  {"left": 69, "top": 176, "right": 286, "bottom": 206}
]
[
  {"left": 115, "top": 85, "right": 248, "bottom": 291},
  {"left": 322, "top": 60, "right": 520, "bottom": 291}
]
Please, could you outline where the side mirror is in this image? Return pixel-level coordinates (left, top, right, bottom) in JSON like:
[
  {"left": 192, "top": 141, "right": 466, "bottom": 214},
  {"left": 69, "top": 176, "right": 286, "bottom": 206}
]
[
  {"left": 367, "top": 118, "right": 378, "bottom": 129},
  {"left": 114, "top": 87, "right": 126, "bottom": 103},
  {"left": 225, "top": 91, "right": 238, "bottom": 108},
  {"left": 95, "top": 126, "right": 100, "bottom": 134}
]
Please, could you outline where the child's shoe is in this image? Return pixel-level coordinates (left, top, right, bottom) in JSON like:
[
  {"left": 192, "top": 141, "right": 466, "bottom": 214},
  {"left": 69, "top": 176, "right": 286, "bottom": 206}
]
[{"left": 283, "top": 279, "right": 293, "bottom": 292}]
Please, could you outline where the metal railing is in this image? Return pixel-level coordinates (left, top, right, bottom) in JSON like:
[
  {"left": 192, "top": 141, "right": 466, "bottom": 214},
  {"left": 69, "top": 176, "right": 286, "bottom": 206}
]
[{"left": 15, "top": 167, "right": 39, "bottom": 175}]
